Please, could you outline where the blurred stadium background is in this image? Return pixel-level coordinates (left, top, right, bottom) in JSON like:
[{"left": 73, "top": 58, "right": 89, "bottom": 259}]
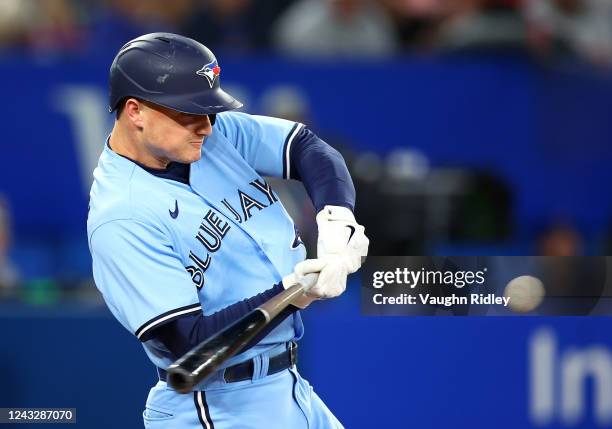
[{"left": 1, "top": 0, "right": 612, "bottom": 427}]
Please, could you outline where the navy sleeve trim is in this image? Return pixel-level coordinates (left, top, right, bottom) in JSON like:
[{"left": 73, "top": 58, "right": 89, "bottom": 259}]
[
  {"left": 289, "top": 126, "right": 356, "bottom": 211},
  {"left": 135, "top": 303, "right": 202, "bottom": 341},
  {"left": 282, "top": 122, "right": 304, "bottom": 179}
]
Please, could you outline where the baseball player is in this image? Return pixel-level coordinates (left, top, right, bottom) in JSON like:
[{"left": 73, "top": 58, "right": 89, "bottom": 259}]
[{"left": 87, "top": 33, "right": 368, "bottom": 429}]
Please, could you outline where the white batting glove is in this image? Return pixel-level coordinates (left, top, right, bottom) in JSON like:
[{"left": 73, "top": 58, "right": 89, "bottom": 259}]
[
  {"left": 316, "top": 205, "right": 369, "bottom": 294},
  {"left": 283, "top": 259, "right": 346, "bottom": 309}
]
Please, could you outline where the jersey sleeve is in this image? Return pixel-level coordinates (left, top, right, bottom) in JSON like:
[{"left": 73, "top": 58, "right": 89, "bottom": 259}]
[
  {"left": 90, "top": 219, "right": 201, "bottom": 341},
  {"left": 214, "top": 111, "right": 303, "bottom": 178}
]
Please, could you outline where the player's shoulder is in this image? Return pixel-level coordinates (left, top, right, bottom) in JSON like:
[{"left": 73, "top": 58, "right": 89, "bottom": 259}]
[
  {"left": 215, "top": 112, "right": 301, "bottom": 141},
  {"left": 86, "top": 144, "right": 171, "bottom": 240},
  {"left": 213, "top": 111, "right": 250, "bottom": 137},
  {"left": 215, "top": 111, "right": 298, "bottom": 134}
]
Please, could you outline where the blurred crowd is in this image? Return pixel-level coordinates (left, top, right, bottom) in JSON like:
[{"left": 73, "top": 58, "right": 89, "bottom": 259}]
[{"left": 1, "top": 0, "right": 612, "bottom": 66}]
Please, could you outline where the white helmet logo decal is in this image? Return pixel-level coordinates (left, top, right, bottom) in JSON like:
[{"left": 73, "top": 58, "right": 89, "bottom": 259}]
[{"left": 196, "top": 60, "right": 221, "bottom": 88}]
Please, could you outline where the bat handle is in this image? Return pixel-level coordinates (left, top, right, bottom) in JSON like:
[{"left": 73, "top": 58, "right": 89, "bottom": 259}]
[{"left": 259, "top": 280, "right": 312, "bottom": 320}]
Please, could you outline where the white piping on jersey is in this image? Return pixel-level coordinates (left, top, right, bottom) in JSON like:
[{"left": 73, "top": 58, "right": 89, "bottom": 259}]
[
  {"left": 284, "top": 123, "right": 305, "bottom": 179},
  {"left": 136, "top": 305, "right": 201, "bottom": 339},
  {"left": 197, "top": 391, "right": 212, "bottom": 429}
]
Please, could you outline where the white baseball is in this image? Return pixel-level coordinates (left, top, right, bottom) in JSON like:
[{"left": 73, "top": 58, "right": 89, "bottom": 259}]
[{"left": 504, "top": 275, "right": 545, "bottom": 313}]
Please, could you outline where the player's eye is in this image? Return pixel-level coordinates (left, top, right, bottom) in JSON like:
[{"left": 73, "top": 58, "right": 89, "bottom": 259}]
[{"left": 174, "top": 114, "right": 200, "bottom": 126}]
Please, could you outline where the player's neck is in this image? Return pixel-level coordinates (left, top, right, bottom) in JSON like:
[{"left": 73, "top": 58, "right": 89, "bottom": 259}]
[{"left": 109, "top": 123, "right": 170, "bottom": 169}]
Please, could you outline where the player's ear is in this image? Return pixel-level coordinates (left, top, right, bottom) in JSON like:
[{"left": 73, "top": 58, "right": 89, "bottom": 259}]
[{"left": 123, "top": 98, "right": 145, "bottom": 128}]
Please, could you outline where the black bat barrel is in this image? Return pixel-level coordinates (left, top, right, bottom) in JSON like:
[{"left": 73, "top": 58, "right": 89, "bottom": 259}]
[{"left": 166, "top": 308, "right": 268, "bottom": 393}]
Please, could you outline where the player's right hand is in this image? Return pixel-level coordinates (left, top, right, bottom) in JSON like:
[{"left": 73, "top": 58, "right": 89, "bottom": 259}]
[
  {"left": 283, "top": 259, "right": 346, "bottom": 308},
  {"left": 284, "top": 256, "right": 356, "bottom": 309}
]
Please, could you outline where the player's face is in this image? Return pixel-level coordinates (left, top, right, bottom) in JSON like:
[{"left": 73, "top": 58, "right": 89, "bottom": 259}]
[{"left": 139, "top": 101, "right": 213, "bottom": 166}]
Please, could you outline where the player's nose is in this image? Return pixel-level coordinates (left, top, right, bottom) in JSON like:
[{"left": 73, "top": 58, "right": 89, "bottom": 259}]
[{"left": 195, "top": 114, "right": 213, "bottom": 137}]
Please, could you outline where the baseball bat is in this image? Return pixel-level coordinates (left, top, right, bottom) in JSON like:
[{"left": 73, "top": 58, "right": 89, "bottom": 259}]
[{"left": 166, "top": 279, "right": 311, "bottom": 393}]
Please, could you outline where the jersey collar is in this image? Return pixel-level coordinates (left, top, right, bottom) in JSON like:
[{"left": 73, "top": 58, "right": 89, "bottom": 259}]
[{"left": 105, "top": 136, "right": 191, "bottom": 185}]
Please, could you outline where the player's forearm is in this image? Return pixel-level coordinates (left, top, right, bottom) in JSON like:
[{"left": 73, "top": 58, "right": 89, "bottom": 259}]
[
  {"left": 289, "top": 127, "right": 356, "bottom": 211},
  {"left": 150, "top": 282, "right": 299, "bottom": 360}
]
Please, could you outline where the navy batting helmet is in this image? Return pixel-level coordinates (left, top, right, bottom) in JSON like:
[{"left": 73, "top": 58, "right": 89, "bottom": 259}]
[{"left": 109, "top": 32, "right": 243, "bottom": 115}]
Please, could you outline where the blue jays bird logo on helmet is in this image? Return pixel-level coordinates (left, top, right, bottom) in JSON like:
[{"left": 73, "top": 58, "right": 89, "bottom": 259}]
[{"left": 196, "top": 60, "right": 221, "bottom": 88}]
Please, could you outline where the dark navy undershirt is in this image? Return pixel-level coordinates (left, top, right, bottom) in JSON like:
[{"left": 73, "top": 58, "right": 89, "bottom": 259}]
[{"left": 289, "top": 126, "right": 355, "bottom": 211}]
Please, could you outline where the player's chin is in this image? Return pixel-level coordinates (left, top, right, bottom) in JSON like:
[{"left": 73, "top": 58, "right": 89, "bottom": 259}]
[{"left": 184, "top": 144, "right": 203, "bottom": 163}]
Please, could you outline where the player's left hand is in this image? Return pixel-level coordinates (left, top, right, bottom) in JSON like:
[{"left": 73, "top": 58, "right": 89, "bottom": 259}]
[
  {"left": 315, "top": 205, "right": 369, "bottom": 297},
  {"left": 316, "top": 205, "right": 369, "bottom": 271}
]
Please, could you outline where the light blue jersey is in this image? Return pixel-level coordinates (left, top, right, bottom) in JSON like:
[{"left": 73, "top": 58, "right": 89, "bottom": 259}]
[
  {"left": 88, "top": 112, "right": 306, "bottom": 368},
  {"left": 88, "top": 112, "right": 343, "bottom": 428}
]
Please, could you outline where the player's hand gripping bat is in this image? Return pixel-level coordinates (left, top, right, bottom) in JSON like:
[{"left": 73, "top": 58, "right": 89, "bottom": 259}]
[{"left": 166, "top": 275, "right": 316, "bottom": 393}]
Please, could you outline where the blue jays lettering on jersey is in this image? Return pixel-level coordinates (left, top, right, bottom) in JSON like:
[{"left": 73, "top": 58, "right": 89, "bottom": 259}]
[{"left": 88, "top": 112, "right": 308, "bottom": 372}]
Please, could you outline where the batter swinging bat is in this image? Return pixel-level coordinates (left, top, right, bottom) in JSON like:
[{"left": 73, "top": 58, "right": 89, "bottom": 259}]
[{"left": 166, "top": 276, "right": 315, "bottom": 393}]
